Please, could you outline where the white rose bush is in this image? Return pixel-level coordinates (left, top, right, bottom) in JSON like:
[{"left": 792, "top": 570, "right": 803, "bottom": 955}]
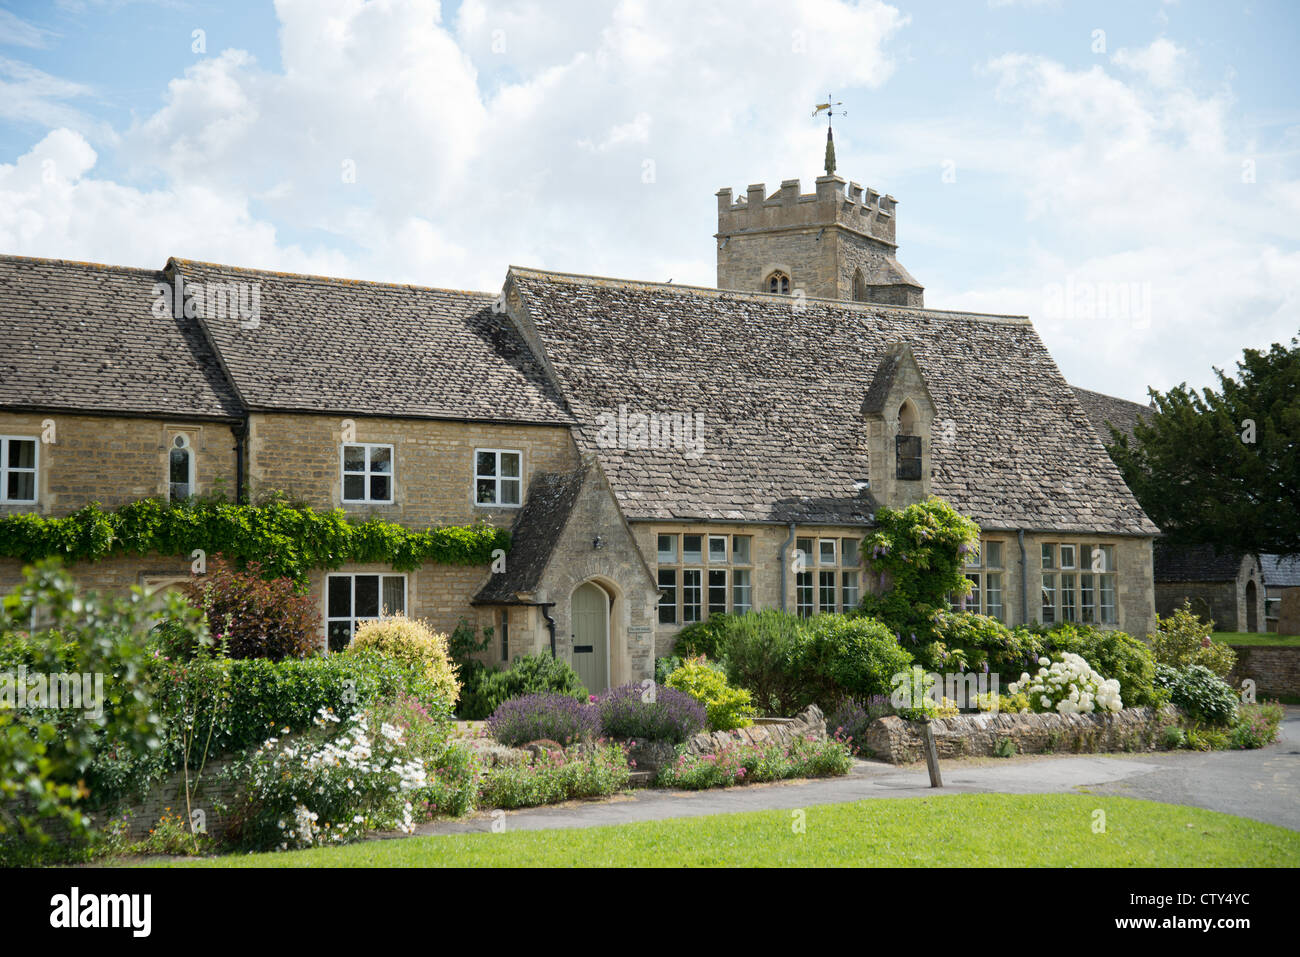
[
  {"left": 1008, "top": 653, "right": 1123, "bottom": 716},
  {"left": 227, "top": 707, "right": 429, "bottom": 851}
]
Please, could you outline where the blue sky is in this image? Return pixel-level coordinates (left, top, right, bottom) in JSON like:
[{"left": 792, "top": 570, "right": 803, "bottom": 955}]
[{"left": 1, "top": 0, "right": 1297, "bottom": 401}]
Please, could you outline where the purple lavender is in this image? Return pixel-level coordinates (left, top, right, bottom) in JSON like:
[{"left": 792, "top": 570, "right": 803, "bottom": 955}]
[
  {"left": 487, "top": 693, "right": 601, "bottom": 747},
  {"left": 597, "top": 683, "right": 705, "bottom": 743}
]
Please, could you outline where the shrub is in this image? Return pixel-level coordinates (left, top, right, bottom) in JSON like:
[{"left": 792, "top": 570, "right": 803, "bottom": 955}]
[
  {"left": 457, "top": 654, "right": 587, "bottom": 721},
  {"left": 180, "top": 556, "right": 317, "bottom": 660},
  {"left": 655, "top": 736, "right": 853, "bottom": 790},
  {"left": 654, "top": 655, "right": 682, "bottom": 685},
  {"left": 924, "top": 610, "right": 1042, "bottom": 677},
  {"left": 222, "top": 706, "right": 429, "bottom": 850},
  {"left": 346, "top": 613, "right": 460, "bottom": 707},
  {"left": 796, "top": 615, "right": 914, "bottom": 705},
  {"left": 1150, "top": 602, "right": 1238, "bottom": 679},
  {"left": 1008, "top": 653, "right": 1123, "bottom": 715},
  {"left": 1155, "top": 663, "right": 1238, "bottom": 726},
  {"left": 1228, "top": 701, "right": 1283, "bottom": 749},
  {"left": 598, "top": 683, "right": 705, "bottom": 743},
  {"left": 716, "top": 610, "right": 807, "bottom": 716},
  {"left": 1041, "top": 623, "right": 1162, "bottom": 707},
  {"left": 487, "top": 693, "right": 601, "bottom": 747},
  {"left": 665, "top": 657, "right": 756, "bottom": 731},
  {"left": 975, "top": 691, "right": 1031, "bottom": 714},
  {"left": 370, "top": 693, "right": 477, "bottom": 820},
  {"left": 0, "top": 559, "right": 206, "bottom": 863},
  {"left": 477, "top": 742, "right": 630, "bottom": 810},
  {"left": 672, "top": 614, "right": 735, "bottom": 659}
]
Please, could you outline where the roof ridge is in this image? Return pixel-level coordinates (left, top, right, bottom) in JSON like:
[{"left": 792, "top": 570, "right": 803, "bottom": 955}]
[
  {"left": 168, "top": 257, "right": 496, "bottom": 299},
  {"left": 508, "top": 265, "right": 1032, "bottom": 323},
  {"left": 0, "top": 252, "right": 159, "bottom": 276}
]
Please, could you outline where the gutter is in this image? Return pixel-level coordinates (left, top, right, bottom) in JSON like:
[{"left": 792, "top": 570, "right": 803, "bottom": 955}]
[
  {"left": 540, "top": 602, "right": 557, "bottom": 658},
  {"left": 231, "top": 417, "right": 248, "bottom": 504},
  {"left": 1018, "top": 530, "right": 1029, "bottom": 625},
  {"left": 777, "top": 522, "right": 796, "bottom": 612}
]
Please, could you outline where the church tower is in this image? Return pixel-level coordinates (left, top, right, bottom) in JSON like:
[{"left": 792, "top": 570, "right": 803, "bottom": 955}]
[{"left": 714, "top": 132, "right": 924, "bottom": 306}]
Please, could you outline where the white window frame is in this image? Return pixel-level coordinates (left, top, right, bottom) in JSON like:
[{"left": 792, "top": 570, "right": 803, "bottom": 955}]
[
  {"left": 708, "top": 535, "right": 728, "bottom": 564},
  {"left": 474, "top": 448, "right": 523, "bottom": 508},
  {"left": 325, "top": 572, "right": 407, "bottom": 650},
  {"left": 0, "top": 436, "right": 39, "bottom": 504},
  {"left": 341, "top": 442, "right": 395, "bottom": 504},
  {"left": 168, "top": 432, "right": 196, "bottom": 502},
  {"left": 819, "top": 538, "right": 837, "bottom": 566},
  {"left": 732, "top": 568, "right": 753, "bottom": 614}
]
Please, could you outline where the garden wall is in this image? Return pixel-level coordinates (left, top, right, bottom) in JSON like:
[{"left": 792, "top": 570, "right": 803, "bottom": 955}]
[
  {"left": 1228, "top": 644, "right": 1300, "bottom": 699},
  {"left": 627, "top": 705, "right": 827, "bottom": 774},
  {"left": 92, "top": 756, "right": 242, "bottom": 844},
  {"left": 864, "top": 706, "right": 1179, "bottom": 764}
]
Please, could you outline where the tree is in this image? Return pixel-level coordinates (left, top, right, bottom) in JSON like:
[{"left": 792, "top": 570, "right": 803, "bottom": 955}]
[{"left": 1107, "top": 335, "right": 1299, "bottom": 556}]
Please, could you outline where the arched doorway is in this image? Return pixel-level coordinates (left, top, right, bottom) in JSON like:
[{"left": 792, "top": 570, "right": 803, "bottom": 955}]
[
  {"left": 570, "top": 581, "right": 610, "bottom": 693},
  {"left": 1245, "top": 580, "right": 1258, "bottom": 632}
]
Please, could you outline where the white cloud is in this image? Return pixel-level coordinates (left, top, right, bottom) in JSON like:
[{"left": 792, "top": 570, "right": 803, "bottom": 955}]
[{"left": 0, "top": 9, "right": 52, "bottom": 48}]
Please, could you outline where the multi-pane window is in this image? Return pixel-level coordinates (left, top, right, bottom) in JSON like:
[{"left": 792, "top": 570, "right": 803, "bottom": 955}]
[
  {"left": 168, "top": 433, "right": 195, "bottom": 501},
  {"left": 954, "top": 540, "right": 1004, "bottom": 620},
  {"left": 657, "top": 532, "right": 754, "bottom": 623},
  {"left": 795, "top": 534, "right": 861, "bottom": 616},
  {"left": 474, "top": 449, "right": 521, "bottom": 506},
  {"left": 326, "top": 573, "right": 406, "bottom": 651},
  {"left": 0, "top": 436, "right": 38, "bottom": 503},
  {"left": 896, "top": 434, "right": 922, "bottom": 480},
  {"left": 342, "top": 443, "right": 394, "bottom": 503},
  {"left": 1042, "top": 543, "right": 1117, "bottom": 625},
  {"left": 767, "top": 271, "right": 790, "bottom": 294}
]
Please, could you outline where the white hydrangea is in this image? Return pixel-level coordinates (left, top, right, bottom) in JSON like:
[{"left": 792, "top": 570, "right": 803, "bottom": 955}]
[{"left": 1007, "top": 652, "right": 1122, "bottom": 715}]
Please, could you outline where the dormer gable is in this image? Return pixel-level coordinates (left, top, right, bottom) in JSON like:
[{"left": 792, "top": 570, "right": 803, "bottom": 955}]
[{"left": 861, "top": 343, "right": 935, "bottom": 508}]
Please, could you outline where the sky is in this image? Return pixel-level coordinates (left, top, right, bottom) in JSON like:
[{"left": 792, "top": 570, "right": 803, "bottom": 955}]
[{"left": 1, "top": 0, "right": 1297, "bottom": 401}]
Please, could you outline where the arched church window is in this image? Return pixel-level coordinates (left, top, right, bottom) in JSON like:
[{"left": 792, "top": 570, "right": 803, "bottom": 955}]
[
  {"left": 896, "top": 401, "right": 921, "bottom": 480},
  {"left": 853, "top": 269, "right": 868, "bottom": 302},
  {"left": 169, "top": 433, "right": 194, "bottom": 501},
  {"left": 767, "top": 271, "right": 790, "bottom": 295}
]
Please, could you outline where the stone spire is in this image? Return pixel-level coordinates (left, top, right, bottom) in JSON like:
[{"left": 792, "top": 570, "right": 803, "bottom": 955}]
[{"left": 824, "top": 126, "right": 837, "bottom": 176}]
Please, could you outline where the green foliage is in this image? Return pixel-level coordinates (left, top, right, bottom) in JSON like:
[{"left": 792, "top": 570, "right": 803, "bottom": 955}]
[
  {"left": 1106, "top": 335, "right": 1300, "bottom": 554},
  {"left": 0, "top": 559, "right": 207, "bottom": 863},
  {"left": 672, "top": 614, "right": 735, "bottom": 659},
  {"left": 0, "top": 495, "right": 509, "bottom": 585},
  {"left": 665, "top": 657, "right": 756, "bottom": 731},
  {"left": 794, "top": 615, "right": 914, "bottom": 705},
  {"left": 179, "top": 556, "right": 318, "bottom": 660},
  {"left": 1042, "top": 623, "right": 1163, "bottom": 708},
  {"left": 477, "top": 742, "right": 630, "bottom": 810},
  {"left": 1228, "top": 702, "right": 1283, "bottom": 749},
  {"left": 1150, "top": 602, "right": 1238, "bottom": 679},
  {"left": 1155, "top": 663, "right": 1238, "bottom": 726},
  {"left": 346, "top": 613, "right": 461, "bottom": 707},
  {"left": 921, "top": 610, "right": 1041, "bottom": 677},
  {"left": 447, "top": 616, "right": 493, "bottom": 670},
  {"left": 456, "top": 653, "right": 588, "bottom": 721},
  {"left": 860, "top": 497, "right": 981, "bottom": 630},
  {"left": 714, "top": 610, "right": 806, "bottom": 716},
  {"left": 654, "top": 655, "right": 682, "bottom": 685},
  {"left": 654, "top": 736, "right": 853, "bottom": 790}
]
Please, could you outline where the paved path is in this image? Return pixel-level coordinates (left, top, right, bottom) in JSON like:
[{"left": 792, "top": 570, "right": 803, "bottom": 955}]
[{"left": 408, "top": 708, "right": 1300, "bottom": 838}]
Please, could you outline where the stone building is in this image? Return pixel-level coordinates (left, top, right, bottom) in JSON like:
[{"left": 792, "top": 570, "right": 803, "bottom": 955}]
[
  {"left": 0, "top": 165, "right": 1161, "bottom": 691},
  {"left": 1259, "top": 554, "right": 1300, "bottom": 633},
  {"left": 1153, "top": 542, "right": 1266, "bottom": 633}
]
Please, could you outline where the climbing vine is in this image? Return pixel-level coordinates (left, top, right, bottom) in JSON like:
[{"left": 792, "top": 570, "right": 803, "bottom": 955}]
[{"left": 0, "top": 495, "right": 509, "bottom": 584}]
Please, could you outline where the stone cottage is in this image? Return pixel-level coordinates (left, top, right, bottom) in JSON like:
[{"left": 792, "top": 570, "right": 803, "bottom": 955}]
[
  {"left": 0, "top": 164, "right": 1160, "bottom": 691},
  {"left": 1153, "top": 542, "right": 1266, "bottom": 633}
]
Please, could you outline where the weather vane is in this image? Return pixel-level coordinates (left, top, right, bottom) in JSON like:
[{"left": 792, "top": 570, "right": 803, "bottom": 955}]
[{"left": 811, "top": 95, "right": 845, "bottom": 176}]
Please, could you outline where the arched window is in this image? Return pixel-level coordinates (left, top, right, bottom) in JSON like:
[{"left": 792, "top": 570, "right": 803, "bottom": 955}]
[
  {"left": 853, "top": 269, "right": 868, "bottom": 302},
  {"left": 169, "top": 433, "right": 194, "bottom": 501},
  {"left": 767, "top": 271, "right": 790, "bottom": 295}
]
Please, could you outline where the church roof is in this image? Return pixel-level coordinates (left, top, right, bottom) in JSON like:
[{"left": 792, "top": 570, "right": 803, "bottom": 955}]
[
  {"left": 1070, "top": 385, "right": 1152, "bottom": 446},
  {"left": 0, "top": 254, "right": 243, "bottom": 420},
  {"left": 508, "top": 267, "right": 1160, "bottom": 534}
]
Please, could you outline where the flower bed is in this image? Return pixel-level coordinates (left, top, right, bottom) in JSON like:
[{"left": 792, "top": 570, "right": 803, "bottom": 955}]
[{"left": 655, "top": 735, "right": 852, "bottom": 790}]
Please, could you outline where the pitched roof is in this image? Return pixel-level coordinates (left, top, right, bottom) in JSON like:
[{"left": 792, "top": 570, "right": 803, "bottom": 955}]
[
  {"left": 1153, "top": 542, "right": 1251, "bottom": 582},
  {"left": 1261, "top": 553, "right": 1300, "bottom": 588},
  {"left": 1071, "top": 385, "right": 1152, "bottom": 446},
  {"left": 170, "top": 259, "right": 573, "bottom": 425},
  {"left": 508, "top": 268, "right": 1159, "bottom": 533},
  {"left": 0, "top": 255, "right": 243, "bottom": 419},
  {"left": 473, "top": 465, "right": 589, "bottom": 604}
]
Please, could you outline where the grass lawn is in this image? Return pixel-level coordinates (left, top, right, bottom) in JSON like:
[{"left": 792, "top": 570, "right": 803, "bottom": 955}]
[
  {"left": 1213, "top": 632, "right": 1300, "bottom": 647},
  {"left": 157, "top": 794, "right": 1300, "bottom": 868}
]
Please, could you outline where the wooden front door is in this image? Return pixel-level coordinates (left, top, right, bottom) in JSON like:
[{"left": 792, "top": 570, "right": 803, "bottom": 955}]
[{"left": 571, "top": 582, "right": 610, "bottom": 694}]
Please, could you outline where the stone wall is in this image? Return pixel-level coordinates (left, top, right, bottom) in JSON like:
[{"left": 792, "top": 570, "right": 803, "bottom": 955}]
[
  {"left": 89, "top": 756, "right": 241, "bottom": 844},
  {"left": 0, "top": 411, "right": 237, "bottom": 518},
  {"left": 628, "top": 704, "right": 827, "bottom": 775},
  {"left": 863, "top": 706, "right": 1178, "bottom": 764},
  {"left": 1227, "top": 644, "right": 1300, "bottom": 699}
]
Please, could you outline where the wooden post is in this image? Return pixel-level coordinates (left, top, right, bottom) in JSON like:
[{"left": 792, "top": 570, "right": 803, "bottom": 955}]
[{"left": 920, "top": 717, "right": 943, "bottom": 788}]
